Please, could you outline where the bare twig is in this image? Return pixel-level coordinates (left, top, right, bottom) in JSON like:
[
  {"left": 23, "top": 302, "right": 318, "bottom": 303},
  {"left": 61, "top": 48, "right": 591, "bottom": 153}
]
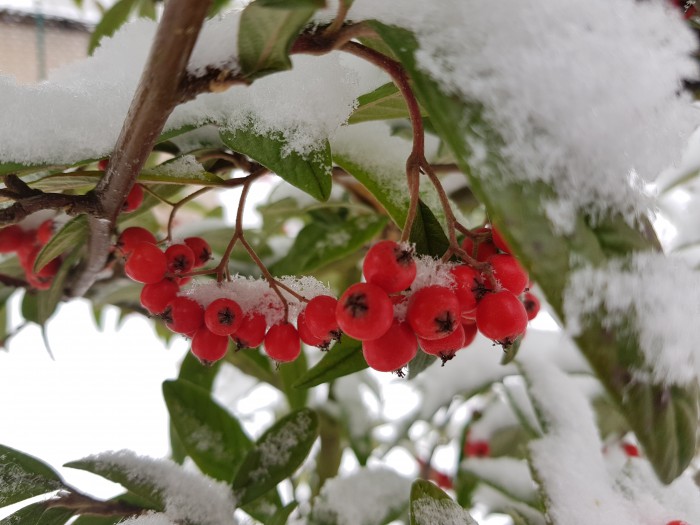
[{"left": 46, "top": 491, "right": 145, "bottom": 518}]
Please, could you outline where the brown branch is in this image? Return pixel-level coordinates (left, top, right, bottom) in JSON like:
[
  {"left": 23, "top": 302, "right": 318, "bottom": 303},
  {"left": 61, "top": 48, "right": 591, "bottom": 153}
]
[
  {"left": 0, "top": 272, "right": 28, "bottom": 288},
  {"left": 69, "top": 0, "right": 214, "bottom": 297},
  {"left": 46, "top": 491, "right": 145, "bottom": 518},
  {"left": 0, "top": 193, "right": 98, "bottom": 225}
]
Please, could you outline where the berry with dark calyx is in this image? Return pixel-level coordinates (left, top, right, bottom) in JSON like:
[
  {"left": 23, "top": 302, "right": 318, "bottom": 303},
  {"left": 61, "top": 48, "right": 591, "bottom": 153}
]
[
  {"left": 450, "top": 265, "right": 486, "bottom": 315},
  {"left": 487, "top": 254, "right": 528, "bottom": 295},
  {"left": 162, "top": 296, "right": 204, "bottom": 335},
  {"left": 117, "top": 227, "right": 157, "bottom": 258},
  {"left": 0, "top": 225, "right": 23, "bottom": 253},
  {"left": 233, "top": 312, "right": 267, "bottom": 349},
  {"left": 336, "top": 282, "right": 393, "bottom": 340},
  {"left": 476, "top": 291, "right": 528, "bottom": 344},
  {"left": 523, "top": 292, "right": 540, "bottom": 320},
  {"left": 418, "top": 322, "right": 466, "bottom": 363},
  {"left": 191, "top": 326, "right": 229, "bottom": 364},
  {"left": 464, "top": 439, "right": 490, "bottom": 458},
  {"left": 184, "top": 236, "right": 212, "bottom": 268},
  {"left": 140, "top": 278, "right": 180, "bottom": 315},
  {"left": 407, "top": 285, "right": 461, "bottom": 340},
  {"left": 165, "top": 243, "right": 195, "bottom": 275},
  {"left": 264, "top": 322, "right": 301, "bottom": 363},
  {"left": 362, "top": 319, "right": 417, "bottom": 372},
  {"left": 97, "top": 158, "right": 109, "bottom": 171},
  {"left": 36, "top": 220, "right": 55, "bottom": 245},
  {"left": 491, "top": 226, "right": 511, "bottom": 254},
  {"left": 125, "top": 242, "right": 167, "bottom": 284},
  {"left": 122, "top": 184, "right": 144, "bottom": 213},
  {"left": 461, "top": 227, "right": 498, "bottom": 261},
  {"left": 305, "top": 295, "right": 341, "bottom": 341},
  {"left": 204, "top": 298, "right": 243, "bottom": 336},
  {"left": 362, "top": 240, "right": 417, "bottom": 293},
  {"left": 297, "top": 308, "right": 329, "bottom": 348}
]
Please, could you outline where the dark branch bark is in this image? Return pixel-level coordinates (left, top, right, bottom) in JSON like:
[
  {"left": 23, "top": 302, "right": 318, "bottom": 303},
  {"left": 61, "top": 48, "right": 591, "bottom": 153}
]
[
  {"left": 68, "top": 0, "right": 213, "bottom": 297},
  {"left": 46, "top": 491, "right": 145, "bottom": 517}
]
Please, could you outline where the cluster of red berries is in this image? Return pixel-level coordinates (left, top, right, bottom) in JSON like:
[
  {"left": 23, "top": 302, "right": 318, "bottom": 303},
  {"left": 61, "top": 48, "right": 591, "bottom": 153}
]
[{"left": 0, "top": 218, "right": 61, "bottom": 289}]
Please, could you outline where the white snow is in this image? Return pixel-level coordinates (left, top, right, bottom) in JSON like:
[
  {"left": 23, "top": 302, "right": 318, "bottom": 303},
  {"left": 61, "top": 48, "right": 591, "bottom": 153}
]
[
  {"left": 564, "top": 252, "right": 700, "bottom": 386},
  {"left": 118, "top": 513, "right": 177, "bottom": 525},
  {"left": 460, "top": 457, "right": 537, "bottom": 505},
  {"left": 310, "top": 467, "right": 411, "bottom": 525},
  {"left": 78, "top": 450, "right": 237, "bottom": 525}
]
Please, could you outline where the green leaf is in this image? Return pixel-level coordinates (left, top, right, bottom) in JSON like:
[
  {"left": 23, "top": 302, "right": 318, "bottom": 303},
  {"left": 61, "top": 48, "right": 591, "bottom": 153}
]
[
  {"left": 372, "top": 21, "right": 698, "bottom": 484},
  {"left": 409, "top": 480, "right": 478, "bottom": 525},
  {"left": 28, "top": 174, "right": 99, "bottom": 193},
  {"left": 460, "top": 458, "right": 541, "bottom": 510},
  {"left": 225, "top": 346, "right": 282, "bottom": 389},
  {"left": 0, "top": 503, "right": 73, "bottom": 525},
  {"left": 163, "top": 379, "right": 253, "bottom": 482},
  {"left": 88, "top": 0, "right": 137, "bottom": 54},
  {"left": 349, "top": 82, "right": 428, "bottom": 125},
  {"left": 178, "top": 350, "right": 222, "bottom": 390},
  {"left": 293, "top": 337, "right": 367, "bottom": 389},
  {"left": 238, "top": 2, "right": 316, "bottom": 80},
  {"left": 220, "top": 128, "right": 332, "bottom": 201},
  {"left": 140, "top": 157, "right": 225, "bottom": 186},
  {"left": 231, "top": 408, "right": 319, "bottom": 505},
  {"left": 137, "top": 0, "right": 156, "bottom": 19},
  {"left": 35, "top": 216, "right": 88, "bottom": 273},
  {"left": 21, "top": 291, "right": 41, "bottom": 325},
  {"left": 268, "top": 502, "right": 298, "bottom": 525},
  {"left": 70, "top": 516, "right": 122, "bottom": 525},
  {"left": 333, "top": 154, "right": 448, "bottom": 256},
  {"left": 278, "top": 349, "right": 309, "bottom": 411},
  {"left": 407, "top": 351, "right": 436, "bottom": 380},
  {"left": 256, "top": 0, "right": 324, "bottom": 7},
  {"left": 270, "top": 214, "right": 387, "bottom": 275},
  {"left": 37, "top": 246, "right": 83, "bottom": 326},
  {"left": 0, "top": 444, "right": 65, "bottom": 507}
]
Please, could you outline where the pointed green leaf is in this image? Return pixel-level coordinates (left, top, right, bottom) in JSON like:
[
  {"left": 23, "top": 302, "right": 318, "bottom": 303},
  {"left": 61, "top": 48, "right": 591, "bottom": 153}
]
[
  {"left": 293, "top": 337, "right": 367, "bottom": 389},
  {"left": 178, "top": 350, "right": 222, "bottom": 390},
  {"left": 371, "top": 21, "right": 698, "bottom": 484},
  {"left": 0, "top": 445, "right": 65, "bottom": 507},
  {"left": 238, "top": 2, "right": 316, "bottom": 80},
  {"left": 231, "top": 408, "right": 319, "bottom": 505},
  {"left": 220, "top": 128, "right": 332, "bottom": 201},
  {"left": 88, "top": 0, "right": 137, "bottom": 54},
  {"left": 349, "top": 82, "right": 428, "bottom": 125},
  {"left": 270, "top": 214, "right": 387, "bottom": 275},
  {"left": 407, "top": 351, "right": 436, "bottom": 380},
  {"left": 37, "top": 247, "right": 83, "bottom": 326},
  {"left": 279, "top": 349, "right": 309, "bottom": 411},
  {"left": 410, "top": 480, "right": 478, "bottom": 525},
  {"left": 21, "top": 291, "right": 41, "bottom": 325},
  {"left": 163, "top": 379, "right": 253, "bottom": 482},
  {"left": 28, "top": 174, "right": 99, "bottom": 193},
  {"left": 35, "top": 216, "right": 88, "bottom": 273},
  {"left": 0, "top": 503, "right": 46, "bottom": 525},
  {"left": 268, "top": 502, "right": 298, "bottom": 525}
]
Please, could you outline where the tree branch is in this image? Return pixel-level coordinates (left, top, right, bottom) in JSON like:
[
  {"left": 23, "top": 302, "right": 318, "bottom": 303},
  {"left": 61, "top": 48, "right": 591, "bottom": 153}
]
[
  {"left": 68, "top": 0, "right": 214, "bottom": 297},
  {"left": 46, "top": 491, "right": 145, "bottom": 518}
]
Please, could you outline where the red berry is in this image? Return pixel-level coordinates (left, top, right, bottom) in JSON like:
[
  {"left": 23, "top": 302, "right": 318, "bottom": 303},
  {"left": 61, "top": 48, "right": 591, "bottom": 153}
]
[
  {"left": 0, "top": 225, "right": 24, "bottom": 253},
  {"left": 305, "top": 295, "right": 341, "bottom": 341},
  {"left": 204, "top": 298, "right": 243, "bottom": 336},
  {"left": 36, "top": 220, "right": 55, "bottom": 245},
  {"left": 476, "top": 291, "right": 528, "bottom": 343},
  {"left": 233, "top": 312, "right": 267, "bottom": 349},
  {"left": 450, "top": 265, "right": 485, "bottom": 315},
  {"left": 125, "top": 242, "right": 167, "bottom": 284},
  {"left": 666, "top": 521, "right": 690, "bottom": 525},
  {"left": 264, "top": 322, "right": 301, "bottom": 362},
  {"left": 462, "top": 320, "right": 478, "bottom": 347},
  {"left": 362, "top": 240, "right": 416, "bottom": 293},
  {"left": 491, "top": 226, "right": 511, "bottom": 254},
  {"left": 97, "top": 158, "right": 109, "bottom": 171},
  {"left": 184, "top": 237, "right": 212, "bottom": 268},
  {"left": 487, "top": 254, "right": 528, "bottom": 295},
  {"left": 165, "top": 243, "right": 195, "bottom": 275},
  {"left": 117, "top": 227, "right": 157, "bottom": 258},
  {"left": 407, "top": 285, "right": 461, "bottom": 340},
  {"left": 523, "top": 292, "right": 540, "bottom": 321},
  {"left": 461, "top": 228, "right": 498, "bottom": 261},
  {"left": 191, "top": 326, "right": 229, "bottom": 364},
  {"left": 418, "top": 322, "right": 465, "bottom": 362},
  {"left": 122, "top": 184, "right": 144, "bottom": 213},
  {"left": 140, "top": 278, "right": 180, "bottom": 314},
  {"left": 621, "top": 442, "right": 640, "bottom": 458},
  {"left": 336, "top": 283, "right": 393, "bottom": 340},
  {"left": 297, "top": 308, "right": 329, "bottom": 348},
  {"left": 464, "top": 440, "right": 490, "bottom": 457},
  {"left": 362, "top": 319, "right": 417, "bottom": 372},
  {"left": 162, "top": 296, "right": 204, "bottom": 335}
]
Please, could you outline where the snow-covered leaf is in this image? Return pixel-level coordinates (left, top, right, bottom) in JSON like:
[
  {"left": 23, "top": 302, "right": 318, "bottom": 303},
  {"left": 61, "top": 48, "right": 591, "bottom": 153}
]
[
  {"left": 293, "top": 337, "right": 366, "bottom": 389},
  {"left": 0, "top": 503, "right": 73, "bottom": 525},
  {"left": 220, "top": 128, "right": 332, "bottom": 201},
  {"left": 410, "top": 479, "right": 478, "bottom": 525},
  {"left": 231, "top": 408, "right": 319, "bottom": 506},
  {"left": 0, "top": 444, "right": 65, "bottom": 507},
  {"left": 348, "top": 83, "right": 427, "bottom": 125},
  {"left": 162, "top": 379, "right": 253, "bottom": 482},
  {"left": 88, "top": 0, "right": 138, "bottom": 55},
  {"left": 460, "top": 458, "right": 541, "bottom": 510},
  {"left": 238, "top": 2, "right": 317, "bottom": 80}
]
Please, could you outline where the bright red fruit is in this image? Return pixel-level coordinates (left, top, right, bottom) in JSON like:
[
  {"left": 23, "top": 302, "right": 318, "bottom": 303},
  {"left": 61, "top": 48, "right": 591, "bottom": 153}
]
[
  {"left": 476, "top": 291, "right": 528, "bottom": 343},
  {"left": 184, "top": 237, "right": 212, "bottom": 268},
  {"left": 264, "top": 322, "right": 301, "bottom": 362},
  {"left": 204, "top": 298, "right": 243, "bottom": 336},
  {"left": 336, "top": 283, "right": 393, "bottom": 340},
  {"left": 140, "top": 278, "right": 180, "bottom": 314},
  {"left": 117, "top": 227, "right": 157, "bottom": 257},
  {"left": 233, "top": 312, "right": 267, "bottom": 349},
  {"left": 450, "top": 265, "right": 484, "bottom": 315},
  {"left": 122, "top": 184, "right": 144, "bottom": 213},
  {"left": 0, "top": 225, "right": 23, "bottom": 253},
  {"left": 418, "top": 322, "right": 465, "bottom": 362},
  {"left": 191, "top": 326, "right": 229, "bottom": 364},
  {"left": 163, "top": 296, "right": 204, "bottom": 335},
  {"left": 97, "top": 158, "right": 109, "bottom": 171},
  {"left": 165, "top": 243, "right": 195, "bottom": 275},
  {"left": 487, "top": 254, "right": 528, "bottom": 295},
  {"left": 462, "top": 321, "right": 478, "bottom": 347},
  {"left": 407, "top": 285, "right": 461, "bottom": 340},
  {"left": 362, "top": 240, "right": 416, "bottom": 293},
  {"left": 666, "top": 521, "right": 690, "bottom": 525},
  {"left": 36, "top": 220, "right": 54, "bottom": 245},
  {"left": 305, "top": 295, "right": 341, "bottom": 341},
  {"left": 125, "top": 242, "right": 167, "bottom": 284},
  {"left": 464, "top": 440, "right": 490, "bottom": 458},
  {"left": 621, "top": 443, "right": 640, "bottom": 458},
  {"left": 523, "top": 292, "right": 540, "bottom": 320},
  {"left": 297, "top": 308, "right": 328, "bottom": 348},
  {"left": 362, "top": 319, "right": 417, "bottom": 372},
  {"left": 461, "top": 228, "right": 498, "bottom": 261},
  {"left": 490, "top": 226, "right": 511, "bottom": 254}
]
